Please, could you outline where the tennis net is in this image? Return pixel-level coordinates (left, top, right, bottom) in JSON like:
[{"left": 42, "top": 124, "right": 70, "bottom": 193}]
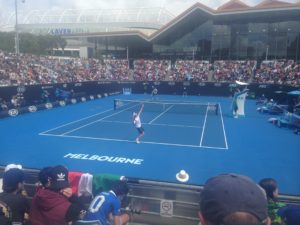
[{"left": 113, "top": 99, "right": 219, "bottom": 115}]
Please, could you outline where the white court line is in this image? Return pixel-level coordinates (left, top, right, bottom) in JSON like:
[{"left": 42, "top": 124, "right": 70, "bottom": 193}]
[
  {"left": 101, "top": 120, "right": 202, "bottom": 129},
  {"left": 150, "top": 122, "right": 201, "bottom": 129},
  {"left": 199, "top": 103, "right": 209, "bottom": 147},
  {"left": 39, "top": 108, "right": 113, "bottom": 135},
  {"left": 219, "top": 104, "right": 229, "bottom": 150},
  {"left": 149, "top": 105, "right": 174, "bottom": 124},
  {"left": 61, "top": 103, "right": 139, "bottom": 135},
  {"left": 39, "top": 133, "right": 227, "bottom": 150}
]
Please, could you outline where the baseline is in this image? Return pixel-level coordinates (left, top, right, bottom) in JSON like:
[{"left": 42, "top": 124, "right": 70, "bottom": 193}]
[{"left": 39, "top": 132, "right": 228, "bottom": 150}]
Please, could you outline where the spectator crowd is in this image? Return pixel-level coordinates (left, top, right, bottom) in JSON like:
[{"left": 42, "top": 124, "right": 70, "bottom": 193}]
[
  {"left": 1, "top": 50, "right": 300, "bottom": 86},
  {"left": 254, "top": 60, "right": 300, "bottom": 86},
  {"left": 0, "top": 163, "right": 299, "bottom": 225}
]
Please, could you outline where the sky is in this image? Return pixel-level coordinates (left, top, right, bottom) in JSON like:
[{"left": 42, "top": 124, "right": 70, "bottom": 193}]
[{"left": 0, "top": 0, "right": 298, "bottom": 16}]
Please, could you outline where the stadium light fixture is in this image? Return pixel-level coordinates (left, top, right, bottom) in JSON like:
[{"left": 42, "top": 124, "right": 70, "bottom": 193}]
[{"left": 15, "top": 0, "right": 25, "bottom": 55}]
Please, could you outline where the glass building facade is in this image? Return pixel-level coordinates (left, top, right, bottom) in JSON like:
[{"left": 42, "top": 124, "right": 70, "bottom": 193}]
[{"left": 152, "top": 20, "right": 300, "bottom": 61}]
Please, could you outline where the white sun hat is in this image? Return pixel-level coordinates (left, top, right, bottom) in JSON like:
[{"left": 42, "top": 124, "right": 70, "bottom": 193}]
[
  {"left": 4, "top": 164, "right": 22, "bottom": 172},
  {"left": 176, "top": 170, "right": 189, "bottom": 182}
]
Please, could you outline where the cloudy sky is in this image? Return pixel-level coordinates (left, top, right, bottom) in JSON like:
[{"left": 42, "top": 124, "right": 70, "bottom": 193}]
[{"left": 0, "top": 0, "right": 298, "bottom": 16}]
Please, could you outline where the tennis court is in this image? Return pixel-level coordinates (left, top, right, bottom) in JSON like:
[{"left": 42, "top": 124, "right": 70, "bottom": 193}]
[
  {"left": 1, "top": 94, "right": 300, "bottom": 195},
  {"left": 40, "top": 98, "right": 227, "bottom": 149}
]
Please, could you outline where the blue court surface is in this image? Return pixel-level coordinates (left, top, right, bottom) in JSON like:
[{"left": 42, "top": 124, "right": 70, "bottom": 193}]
[{"left": 1, "top": 94, "right": 300, "bottom": 195}]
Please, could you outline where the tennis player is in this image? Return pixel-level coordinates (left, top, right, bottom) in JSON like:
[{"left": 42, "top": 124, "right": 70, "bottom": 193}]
[
  {"left": 133, "top": 104, "right": 144, "bottom": 144},
  {"left": 151, "top": 87, "right": 158, "bottom": 100}
]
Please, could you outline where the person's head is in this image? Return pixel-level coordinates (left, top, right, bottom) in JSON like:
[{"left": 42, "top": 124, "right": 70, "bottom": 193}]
[
  {"left": 278, "top": 205, "right": 300, "bottom": 225},
  {"left": 132, "top": 112, "right": 137, "bottom": 118},
  {"left": 49, "top": 165, "right": 70, "bottom": 191},
  {"left": 111, "top": 181, "right": 129, "bottom": 197},
  {"left": 259, "top": 178, "right": 278, "bottom": 200},
  {"left": 2, "top": 168, "right": 25, "bottom": 193},
  {"left": 199, "top": 173, "right": 270, "bottom": 225},
  {"left": 38, "top": 166, "right": 52, "bottom": 188}
]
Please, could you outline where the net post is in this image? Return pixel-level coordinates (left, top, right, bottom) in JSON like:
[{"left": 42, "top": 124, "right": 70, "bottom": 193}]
[{"left": 215, "top": 103, "right": 219, "bottom": 115}]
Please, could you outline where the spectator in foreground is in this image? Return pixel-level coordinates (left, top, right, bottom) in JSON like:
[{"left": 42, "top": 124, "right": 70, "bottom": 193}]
[
  {"left": 259, "top": 178, "right": 286, "bottom": 225},
  {"left": 29, "top": 165, "right": 86, "bottom": 225},
  {"left": 278, "top": 204, "right": 300, "bottom": 225},
  {"left": 83, "top": 180, "right": 130, "bottom": 225},
  {"left": 199, "top": 173, "right": 270, "bottom": 225},
  {"left": 0, "top": 168, "right": 30, "bottom": 224}
]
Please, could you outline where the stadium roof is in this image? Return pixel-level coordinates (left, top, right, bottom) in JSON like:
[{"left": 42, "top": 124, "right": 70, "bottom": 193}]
[
  {"left": 217, "top": 0, "right": 251, "bottom": 12},
  {"left": 0, "top": 7, "right": 174, "bottom": 34}
]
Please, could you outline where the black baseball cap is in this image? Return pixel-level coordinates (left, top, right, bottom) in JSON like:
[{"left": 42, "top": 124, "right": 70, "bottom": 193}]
[
  {"left": 200, "top": 173, "right": 268, "bottom": 225},
  {"left": 3, "top": 168, "right": 25, "bottom": 193},
  {"left": 49, "top": 165, "right": 70, "bottom": 191}
]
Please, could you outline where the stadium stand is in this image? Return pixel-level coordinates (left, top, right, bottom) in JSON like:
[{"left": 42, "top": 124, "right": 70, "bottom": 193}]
[
  {"left": 170, "top": 60, "right": 210, "bottom": 82},
  {"left": 1, "top": 50, "right": 300, "bottom": 86},
  {"left": 254, "top": 60, "right": 300, "bottom": 86},
  {"left": 213, "top": 60, "right": 256, "bottom": 83}
]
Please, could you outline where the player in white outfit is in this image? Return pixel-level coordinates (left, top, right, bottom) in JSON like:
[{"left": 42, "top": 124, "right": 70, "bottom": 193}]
[{"left": 133, "top": 104, "right": 144, "bottom": 144}]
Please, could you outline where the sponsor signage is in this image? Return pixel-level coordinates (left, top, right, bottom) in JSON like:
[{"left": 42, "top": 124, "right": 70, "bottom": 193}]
[
  {"left": 160, "top": 200, "right": 173, "bottom": 217},
  {"left": 45, "top": 103, "right": 53, "bottom": 109},
  {"left": 42, "top": 86, "right": 54, "bottom": 89},
  {"left": 17, "top": 85, "right": 26, "bottom": 93},
  {"left": 59, "top": 101, "right": 66, "bottom": 106},
  {"left": 64, "top": 153, "right": 143, "bottom": 165},
  {"left": 98, "top": 81, "right": 112, "bottom": 84},
  {"left": 28, "top": 106, "right": 37, "bottom": 112},
  {"left": 259, "top": 85, "right": 268, "bottom": 88},
  {"left": 8, "top": 109, "right": 18, "bottom": 117}
]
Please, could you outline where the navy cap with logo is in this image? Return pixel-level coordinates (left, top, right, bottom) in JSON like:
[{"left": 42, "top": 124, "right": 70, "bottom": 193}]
[
  {"left": 49, "top": 165, "right": 69, "bottom": 191},
  {"left": 200, "top": 173, "right": 268, "bottom": 225}
]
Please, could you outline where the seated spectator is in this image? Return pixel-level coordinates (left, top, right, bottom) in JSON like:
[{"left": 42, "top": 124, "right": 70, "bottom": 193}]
[
  {"left": 36, "top": 166, "right": 52, "bottom": 190},
  {"left": 83, "top": 180, "right": 130, "bottom": 225},
  {"left": 29, "top": 165, "right": 86, "bottom": 225},
  {"left": 0, "top": 97, "right": 8, "bottom": 111},
  {"left": 199, "top": 173, "right": 270, "bottom": 225},
  {"left": 0, "top": 168, "right": 30, "bottom": 224},
  {"left": 259, "top": 178, "right": 286, "bottom": 225},
  {"left": 278, "top": 205, "right": 300, "bottom": 225},
  {"left": 10, "top": 95, "right": 19, "bottom": 108}
]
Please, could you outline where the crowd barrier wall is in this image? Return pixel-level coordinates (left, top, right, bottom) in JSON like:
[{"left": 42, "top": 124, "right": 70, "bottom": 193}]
[{"left": 0, "top": 81, "right": 297, "bottom": 118}]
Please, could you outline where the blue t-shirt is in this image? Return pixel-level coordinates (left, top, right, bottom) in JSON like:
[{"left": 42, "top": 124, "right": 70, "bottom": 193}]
[{"left": 84, "top": 191, "right": 121, "bottom": 225}]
